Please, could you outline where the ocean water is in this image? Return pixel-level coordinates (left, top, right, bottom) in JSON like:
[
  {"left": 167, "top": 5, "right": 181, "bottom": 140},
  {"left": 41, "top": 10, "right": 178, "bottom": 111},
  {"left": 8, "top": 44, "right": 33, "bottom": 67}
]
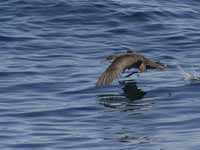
[{"left": 1, "top": 0, "right": 200, "bottom": 149}]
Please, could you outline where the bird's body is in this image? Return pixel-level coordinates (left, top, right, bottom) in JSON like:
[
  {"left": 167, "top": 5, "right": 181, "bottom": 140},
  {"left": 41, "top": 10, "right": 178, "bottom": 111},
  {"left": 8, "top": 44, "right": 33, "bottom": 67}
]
[{"left": 96, "top": 51, "right": 166, "bottom": 87}]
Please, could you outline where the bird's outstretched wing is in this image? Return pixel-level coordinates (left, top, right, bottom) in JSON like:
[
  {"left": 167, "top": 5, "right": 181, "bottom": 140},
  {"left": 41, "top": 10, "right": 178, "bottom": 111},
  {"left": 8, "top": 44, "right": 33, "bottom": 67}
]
[
  {"left": 145, "top": 59, "right": 166, "bottom": 70},
  {"left": 96, "top": 63, "right": 123, "bottom": 87},
  {"left": 96, "top": 55, "right": 138, "bottom": 87}
]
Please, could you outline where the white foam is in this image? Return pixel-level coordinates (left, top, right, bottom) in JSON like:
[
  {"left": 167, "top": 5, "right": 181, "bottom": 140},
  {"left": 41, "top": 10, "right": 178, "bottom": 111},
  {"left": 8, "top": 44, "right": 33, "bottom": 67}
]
[{"left": 177, "top": 65, "right": 200, "bottom": 81}]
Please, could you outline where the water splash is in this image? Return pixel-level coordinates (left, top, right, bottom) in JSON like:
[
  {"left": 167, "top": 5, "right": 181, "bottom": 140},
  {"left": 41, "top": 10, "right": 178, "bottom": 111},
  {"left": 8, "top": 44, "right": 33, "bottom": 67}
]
[{"left": 177, "top": 65, "right": 200, "bottom": 81}]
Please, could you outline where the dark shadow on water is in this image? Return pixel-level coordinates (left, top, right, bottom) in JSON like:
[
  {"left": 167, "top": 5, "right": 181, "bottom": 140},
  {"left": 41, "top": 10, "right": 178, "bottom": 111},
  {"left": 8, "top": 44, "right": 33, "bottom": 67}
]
[
  {"left": 120, "top": 79, "right": 146, "bottom": 100},
  {"left": 97, "top": 80, "right": 146, "bottom": 111}
]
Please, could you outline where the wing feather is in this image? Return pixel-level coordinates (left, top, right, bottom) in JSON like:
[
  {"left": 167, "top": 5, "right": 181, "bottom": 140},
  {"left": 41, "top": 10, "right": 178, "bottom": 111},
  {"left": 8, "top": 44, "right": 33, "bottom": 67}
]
[
  {"left": 96, "top": 55, "right": 138, "bottom": 87},
  {"left": 96, "top": 65, "right": 122, "bottom": 87}
]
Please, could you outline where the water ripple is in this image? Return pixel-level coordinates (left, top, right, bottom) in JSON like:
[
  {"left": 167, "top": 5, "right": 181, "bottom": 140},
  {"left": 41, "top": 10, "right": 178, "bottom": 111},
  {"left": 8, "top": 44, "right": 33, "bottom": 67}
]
[{"left": 1, "top": 0, "right": 200, "bottom": 149}]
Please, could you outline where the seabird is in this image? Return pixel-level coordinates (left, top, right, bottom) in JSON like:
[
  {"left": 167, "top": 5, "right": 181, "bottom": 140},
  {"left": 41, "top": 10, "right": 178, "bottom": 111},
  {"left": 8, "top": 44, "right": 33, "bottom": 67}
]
[{"left": 96, "top": 51, "right": 166, "bottom": 87}]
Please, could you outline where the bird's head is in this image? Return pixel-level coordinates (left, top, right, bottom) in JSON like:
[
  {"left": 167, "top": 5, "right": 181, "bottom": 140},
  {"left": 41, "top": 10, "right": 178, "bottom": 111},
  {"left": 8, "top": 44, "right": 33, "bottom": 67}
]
[{"left": 105, "top": 54, "right": 118, "bottom": 62}]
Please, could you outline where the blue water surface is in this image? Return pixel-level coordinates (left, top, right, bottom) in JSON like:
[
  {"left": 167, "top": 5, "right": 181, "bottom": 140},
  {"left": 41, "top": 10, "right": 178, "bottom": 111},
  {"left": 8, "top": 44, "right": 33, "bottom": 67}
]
[{"left": 1, "top": 0, "right": 200, "bottom": 149}]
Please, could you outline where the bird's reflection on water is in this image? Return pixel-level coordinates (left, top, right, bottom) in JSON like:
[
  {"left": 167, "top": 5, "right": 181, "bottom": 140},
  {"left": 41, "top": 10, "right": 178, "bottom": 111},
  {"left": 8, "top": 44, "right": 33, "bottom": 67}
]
[
  {"left": 97, "top": 80, "right": 151, "bottom": 144},
  {"left": 120, "top": 79, "right": 145, "bottom": 100},
  {"left": 98, "top": 80, "right": 148, "bottom": 111}
]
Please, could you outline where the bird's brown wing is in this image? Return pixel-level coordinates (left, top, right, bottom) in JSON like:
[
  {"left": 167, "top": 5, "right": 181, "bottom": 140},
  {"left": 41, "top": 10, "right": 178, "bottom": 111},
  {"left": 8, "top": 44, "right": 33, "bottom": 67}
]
[
  {"left": 96, "top": 55, "right": 138, "bottom": 87},
  {"left": 144, "top": 59, "right": 166, "bottom": 70}
]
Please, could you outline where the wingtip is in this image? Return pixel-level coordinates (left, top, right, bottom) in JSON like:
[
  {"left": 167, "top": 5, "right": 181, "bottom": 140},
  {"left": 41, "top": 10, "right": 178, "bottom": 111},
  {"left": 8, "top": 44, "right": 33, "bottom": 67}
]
[
  {"left": 96, "top": 75, "right": 113, "bottom": 87},
  {"left": 96, "top": 81, "right": 102, "bottom": 87},
  {"left": 96, "top": 77, "right": 105, "bottom": 87},
  {"left": 96, "top": 81, "right": 107, "bottom": 87},
  {"left": 96, "top": 78, "right": 109, "bottom": 87},
  {"left": 155, "top": 61, "right": 167, "bottom": 70}
]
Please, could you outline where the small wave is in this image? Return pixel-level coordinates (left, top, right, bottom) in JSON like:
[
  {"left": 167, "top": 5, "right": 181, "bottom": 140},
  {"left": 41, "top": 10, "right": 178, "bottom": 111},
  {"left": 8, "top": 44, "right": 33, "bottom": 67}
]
[
  {"left": 5, "top": 105, "right": 100, "bottom": 118},
  {"left": 0, "top": 35, "right": 34, "bottom": 42},
  {"left": 0, "top": 71, "right": 40, "bottom": 78},
  {"left": 177, "top": 65, "right": 200, "bottom": 81}
]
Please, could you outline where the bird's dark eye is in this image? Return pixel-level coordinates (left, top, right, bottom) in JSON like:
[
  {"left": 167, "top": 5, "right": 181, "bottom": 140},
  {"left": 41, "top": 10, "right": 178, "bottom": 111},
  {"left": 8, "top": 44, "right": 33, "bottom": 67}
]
[
  {"left": 126, "top": 50, "right": 133, "bottom": 53},
  {"left": 106, "top": 55, "right": 113, "bottom": 60}
]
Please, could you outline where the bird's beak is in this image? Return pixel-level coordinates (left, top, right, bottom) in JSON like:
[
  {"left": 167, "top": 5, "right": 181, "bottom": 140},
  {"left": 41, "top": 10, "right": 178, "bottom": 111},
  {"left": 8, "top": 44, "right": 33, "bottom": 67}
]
[{"left": 100, "top": 59, "right": 110, "bottom": 64}]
